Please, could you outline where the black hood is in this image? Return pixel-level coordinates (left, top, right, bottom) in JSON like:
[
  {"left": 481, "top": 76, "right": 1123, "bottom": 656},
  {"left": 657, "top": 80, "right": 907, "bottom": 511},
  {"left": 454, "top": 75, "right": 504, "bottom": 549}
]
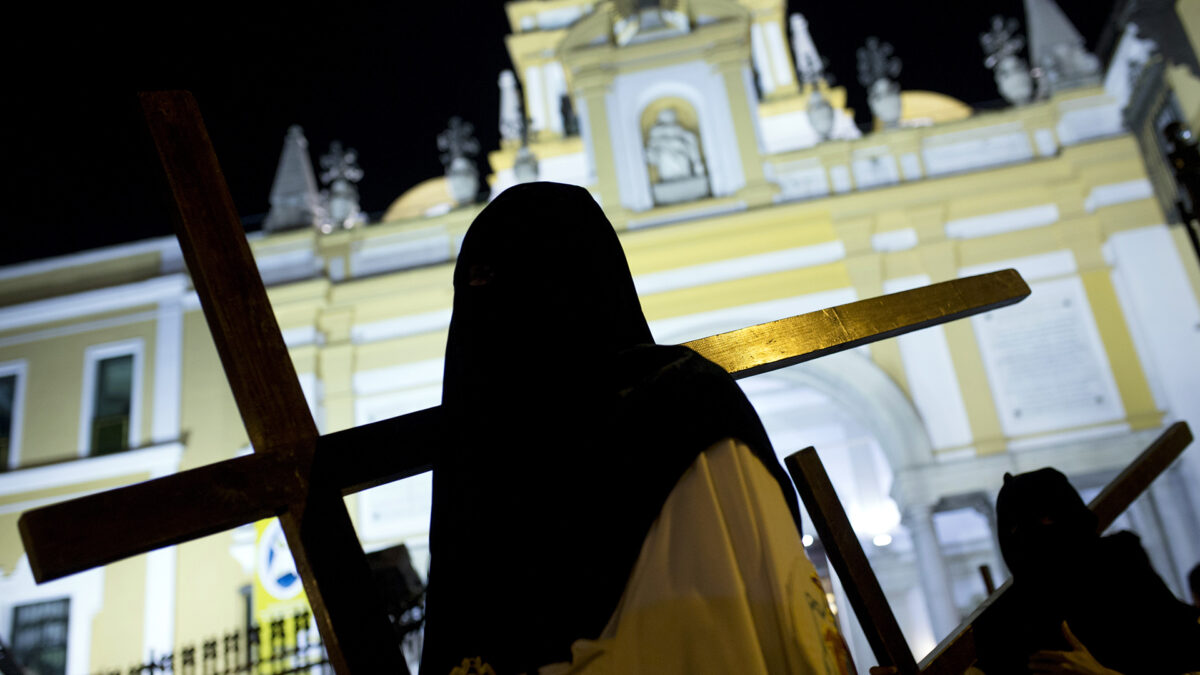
[
  {"left": 442, "top": 181, "right": 653, "bottom": 415},
  {"left": 996, "top": 467, "right": 1099, "bottom": 579}
]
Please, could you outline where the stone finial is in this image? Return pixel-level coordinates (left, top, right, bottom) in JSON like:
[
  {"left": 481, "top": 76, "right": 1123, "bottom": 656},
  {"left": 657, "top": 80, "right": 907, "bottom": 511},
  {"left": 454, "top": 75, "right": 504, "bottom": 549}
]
[
  {"left": 982, "top": 16, "right": 1034, "bottom": 105},
  {"left": 439, "top": 117, "right": 481, "bottom": 205},
  {"left": 1023, "top": 0, "right": 1100, "bottom": 93},
  {"left": 857, "top": 38, "right": 903, "bottom": 129},
  {"left": 856, "top": 37, "right": 902, "bottom": 88},
  {"left": 264, "top": 125, "right": 327, "bottom": 233},
  {"left": 318, "top": 141, "right": 365, "bottom": 233}
]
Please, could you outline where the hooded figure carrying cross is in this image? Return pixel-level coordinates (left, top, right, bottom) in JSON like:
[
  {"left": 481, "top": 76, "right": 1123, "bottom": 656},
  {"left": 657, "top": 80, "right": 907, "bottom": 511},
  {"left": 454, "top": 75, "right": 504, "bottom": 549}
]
[{"left": 419, "top": 182, "right": 854, "bottom": 674}]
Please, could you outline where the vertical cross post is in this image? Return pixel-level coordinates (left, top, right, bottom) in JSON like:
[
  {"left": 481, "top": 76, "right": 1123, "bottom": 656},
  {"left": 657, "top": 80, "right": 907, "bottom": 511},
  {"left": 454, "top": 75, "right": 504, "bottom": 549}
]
[{"left": 139, "top": 91, "right": 406, "bottom": 673}]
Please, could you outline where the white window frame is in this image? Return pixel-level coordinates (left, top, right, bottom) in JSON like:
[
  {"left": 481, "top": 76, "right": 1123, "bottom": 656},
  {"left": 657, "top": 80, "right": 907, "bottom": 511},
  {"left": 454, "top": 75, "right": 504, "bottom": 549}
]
[
  {"left": 0, "top": 555, "right": 104, "bottom": 675},
  {"left": 0, "top": 359, "right": 28, "bottom": 470},
  {"left": 78, "top": 338, "right": 145, "bottom": 457}
]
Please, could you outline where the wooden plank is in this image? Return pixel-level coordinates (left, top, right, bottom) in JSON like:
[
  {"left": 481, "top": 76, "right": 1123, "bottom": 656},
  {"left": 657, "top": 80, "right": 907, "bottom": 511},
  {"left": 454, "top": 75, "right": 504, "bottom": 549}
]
[
  {"left": 785, "top": 447, "right": 919, "bottom": 675},
  {"left": 321, "top": 407, "right": 444, "bottom": 495},
  {"left": 139, "top": 90, "right": 316, "bottom": 451},
  {"left": 19, "top": 452, "right": 296, "bottom": 582},
  {"left": 685, "top": 269, "right": 1029, "bottom": 380},
  {"left": 1087, "top": 421, "right": 1193, "bottom": 529},
  {"left": 137, "top": 91, "right": 405, "bottom": 675},
  {"left": 18, "top": 271, "right": 1031, "bottom": 584},
  {"left": 917, "top": 421, "right": 1194, "bottom": 674}
]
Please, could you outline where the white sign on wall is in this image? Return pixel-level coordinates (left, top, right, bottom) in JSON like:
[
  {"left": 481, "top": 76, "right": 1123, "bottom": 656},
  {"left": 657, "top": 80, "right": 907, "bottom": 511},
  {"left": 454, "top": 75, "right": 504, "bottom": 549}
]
[{"left": 972, "top": 276, "right": 1125, "bottom": 438}]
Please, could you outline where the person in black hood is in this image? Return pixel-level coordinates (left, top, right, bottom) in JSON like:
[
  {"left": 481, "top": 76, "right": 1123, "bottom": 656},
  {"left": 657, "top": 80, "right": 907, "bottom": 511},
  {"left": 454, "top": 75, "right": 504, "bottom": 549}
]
[
  {"left": 974, "top": 467, "right": 1200, "bottom": 674},
  {"left": 418, "top": 182, "right": 811, "bottom": 674}
]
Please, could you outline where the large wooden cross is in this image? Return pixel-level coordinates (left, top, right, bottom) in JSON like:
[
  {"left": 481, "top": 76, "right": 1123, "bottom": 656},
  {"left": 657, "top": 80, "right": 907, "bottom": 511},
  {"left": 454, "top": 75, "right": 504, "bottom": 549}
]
[{"left": 18, "top": 92, "right": 1031, "bottom": 673}]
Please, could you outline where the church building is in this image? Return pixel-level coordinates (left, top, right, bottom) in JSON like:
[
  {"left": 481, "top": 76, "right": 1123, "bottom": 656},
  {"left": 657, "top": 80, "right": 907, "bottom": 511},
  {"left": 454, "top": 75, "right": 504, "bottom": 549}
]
[{"left": 2, "top": 0, "right": 1200, "bottom": 672}]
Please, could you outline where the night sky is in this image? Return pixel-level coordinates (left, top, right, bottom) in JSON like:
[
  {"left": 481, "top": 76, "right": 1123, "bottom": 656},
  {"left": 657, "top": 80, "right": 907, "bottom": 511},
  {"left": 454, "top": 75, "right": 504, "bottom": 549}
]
[{"left": 3, "top": 1, "right": 1114, "bottom": 266}]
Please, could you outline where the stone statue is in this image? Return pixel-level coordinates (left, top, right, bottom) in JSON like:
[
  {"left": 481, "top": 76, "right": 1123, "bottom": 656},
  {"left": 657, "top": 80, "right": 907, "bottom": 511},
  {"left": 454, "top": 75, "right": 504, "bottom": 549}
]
[
  {"left": 982, "top": 16, "right": 1034, "bottom": 105},
  {"left": 644, "top": 109, "right": 709, "bottom": 205}
]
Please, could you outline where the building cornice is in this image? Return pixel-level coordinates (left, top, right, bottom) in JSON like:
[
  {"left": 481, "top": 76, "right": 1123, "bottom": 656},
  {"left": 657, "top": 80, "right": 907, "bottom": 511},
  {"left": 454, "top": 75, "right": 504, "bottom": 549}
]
[{"left": 0, "top": 274, "right": 188, "bottom": 333}]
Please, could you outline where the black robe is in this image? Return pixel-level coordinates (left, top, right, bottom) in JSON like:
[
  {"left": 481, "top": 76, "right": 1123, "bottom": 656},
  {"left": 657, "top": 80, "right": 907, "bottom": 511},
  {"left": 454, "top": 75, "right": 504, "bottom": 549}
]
[
  {"left": 419, "top": 182, "right": 804, "bottom": 674},
  {"left": 974, "top": 468, "right": 1200, "bottom": 675}
]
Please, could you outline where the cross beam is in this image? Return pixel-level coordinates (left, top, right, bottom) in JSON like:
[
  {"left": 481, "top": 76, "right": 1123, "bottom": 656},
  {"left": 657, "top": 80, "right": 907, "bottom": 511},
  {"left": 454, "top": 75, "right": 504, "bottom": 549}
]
[
  {"left": 784, "top": 421, "right": 1194, "bottom": 675},
  {"left": 18, "top": 91, "right": 1030, "bottom": 674}
]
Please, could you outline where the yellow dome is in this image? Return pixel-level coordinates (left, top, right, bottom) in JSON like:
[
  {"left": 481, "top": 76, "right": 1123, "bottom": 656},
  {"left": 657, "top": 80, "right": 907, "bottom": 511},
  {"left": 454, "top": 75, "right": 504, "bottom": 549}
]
[
  {"left": 383, "top": 176, "right": 455, "bottom": 223},
  {"left": 899, "top": 91, "right": 973, "bottom": 126}
]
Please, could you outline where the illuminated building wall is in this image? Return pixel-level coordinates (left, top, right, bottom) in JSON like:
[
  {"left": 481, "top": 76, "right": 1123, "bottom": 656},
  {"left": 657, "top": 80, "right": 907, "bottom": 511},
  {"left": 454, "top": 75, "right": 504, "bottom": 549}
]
[{"left": 2, "top": 0, "right": 1200, "bottom": 671}]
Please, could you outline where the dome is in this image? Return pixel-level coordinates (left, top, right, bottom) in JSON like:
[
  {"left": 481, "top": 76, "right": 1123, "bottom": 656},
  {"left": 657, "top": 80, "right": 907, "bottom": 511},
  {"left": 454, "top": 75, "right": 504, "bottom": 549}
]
[{"left": 383, "top": 176, "right": 455, "bottom": 223}]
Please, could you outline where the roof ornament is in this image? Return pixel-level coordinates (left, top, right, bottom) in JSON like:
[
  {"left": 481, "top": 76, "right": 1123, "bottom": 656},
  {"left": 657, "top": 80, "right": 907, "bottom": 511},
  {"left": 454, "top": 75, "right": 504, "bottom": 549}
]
[
  {"left": 498, "top": 70, "right": 524, "bottom": 147},
  {"left": 439, "top": 117, "right": 482, "bottom": 206},
  {"left": 318, "top": 141, "right": 365, "bottom": 233},
  {"left": 1023, "top": 0, "right": 1100, "bottom": 94},
  {"left": 981, "top": 16, "right": 1034, "bottom": 105},
  {"left": 498, "top": 70, "right": 539, "bottom": 185},
  {"left": 790, "top": 13, "right": 835, "bottom": 141},
  {"left": 263, "top": 126, "right": 328, "bottom": 233},
  {"left": 857, "top": 37, "right": 903, "bottom": 130}
]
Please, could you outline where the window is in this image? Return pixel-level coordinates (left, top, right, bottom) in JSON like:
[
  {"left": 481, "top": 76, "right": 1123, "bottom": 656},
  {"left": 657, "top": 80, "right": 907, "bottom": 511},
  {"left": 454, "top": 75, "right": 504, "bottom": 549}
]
[
  {"left": 0, "top": 374, "right": 14, "bottom": 470},
  {"left": 0, "top": 360, "right": 25, "bottom": 471},
  {"left": 90, "top": 355, "right": 133, "bottom": 455},
  {"left": 80, "top": 340, "right": 143, "bottom": 457},
  {"left": 10, "top": 598, "right": 69, "bottom": 675}
]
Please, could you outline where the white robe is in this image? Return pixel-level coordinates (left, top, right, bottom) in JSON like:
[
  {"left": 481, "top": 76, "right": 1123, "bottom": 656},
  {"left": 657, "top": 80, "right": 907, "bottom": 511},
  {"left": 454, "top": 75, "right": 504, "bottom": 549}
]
[{"left": 538, "top": 438, "right": 854, "bottom": 675}]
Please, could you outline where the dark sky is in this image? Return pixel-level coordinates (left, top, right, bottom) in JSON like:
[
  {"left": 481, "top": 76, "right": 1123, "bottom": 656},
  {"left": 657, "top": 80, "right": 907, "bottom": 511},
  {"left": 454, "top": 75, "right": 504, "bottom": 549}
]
[{"left": 3, "top": 1, "right": 1113, "bottom": 266}]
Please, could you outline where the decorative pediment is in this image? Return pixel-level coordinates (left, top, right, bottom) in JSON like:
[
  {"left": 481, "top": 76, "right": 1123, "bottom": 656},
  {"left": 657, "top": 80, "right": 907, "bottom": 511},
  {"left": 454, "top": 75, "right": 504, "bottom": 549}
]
[{"left": 559, "top": 0, "right": 746, "bottom": 53}]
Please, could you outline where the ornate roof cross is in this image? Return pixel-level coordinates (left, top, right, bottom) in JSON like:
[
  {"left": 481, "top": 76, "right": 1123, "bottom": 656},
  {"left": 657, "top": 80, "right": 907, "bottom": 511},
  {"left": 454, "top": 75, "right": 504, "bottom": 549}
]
[{"left": 18, "top": 92, "right": 1030, "bottom": 673}]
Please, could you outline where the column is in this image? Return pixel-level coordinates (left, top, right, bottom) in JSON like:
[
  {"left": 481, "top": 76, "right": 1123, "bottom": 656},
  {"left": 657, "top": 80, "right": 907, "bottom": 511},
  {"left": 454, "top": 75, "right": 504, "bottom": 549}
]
[
  {"left": 904, "top": 502, "right": 959, "bottom": 638},
  {"left": 710, "top": 47, "right": 777, "bottom": 206},
  {"left": 574, "top": 70, "right": 623, "bottom": 219},
  {"left": 1127, "top": 491, "right": 1186, "bottom": 597},
  {"left": 1149, "top": 466, "right": 1200, "bottom": 593}
]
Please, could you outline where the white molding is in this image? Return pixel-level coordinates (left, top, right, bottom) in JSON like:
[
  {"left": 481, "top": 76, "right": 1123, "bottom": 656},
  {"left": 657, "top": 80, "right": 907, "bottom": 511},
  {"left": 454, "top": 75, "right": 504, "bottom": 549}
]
[
  {"left": 624, "top": 199, "right": 745, "bottom": 230},
  {"left": 0, "top": 359, "right": 28, "bottom": 469},
  {"left": 348, "top": 241, "right": 844, "bottom": 346},
  {"left": 353, "top": 359, "right": 444, "bottom": 397},
  {"left": 650, "top": 287, "right": 857, "bottom": 345},
  {"left": 0, "top": 310, "right": 159, "bottom": 350},
  {"left": 0, "top": 555, "right": 104, "bottom": 675},
  {"left": 0, "top": 441, "right": 183, "bottom": 499},
  {"left": 351, "top": 309, "right": 452, "bottom": 345},
  {"left": 1006, "top": 422, "right": 1131, "bottom": 452},
  {"left": 0, "top": 274, "right": 187, "bottom": 333},
  {"left": 632, "top": 240, "right": 845, "bottom": 296},
  {"left": 77, "top": 339, "right": 146, "bottom": 457},
  {"left": 0, "top": 237, "right": 178, "bottom": 282},
  {"left": 872, "top": 228, "right": 918, "bottom": 252},
  {"left": 151, "top": 301, "right": 183, "bottom": 444},
  {"left": 944, "top": 204, "right": 1059, "bottom": 239},
  {"left": 958, "top": 249, "right": 1077, "bottom": 282},
  {"left": 282, "top": 325, "right": 325, "bottom": 348},
  {"left": 1084, "top": 178, "right": 1154, "bottom": 213}
]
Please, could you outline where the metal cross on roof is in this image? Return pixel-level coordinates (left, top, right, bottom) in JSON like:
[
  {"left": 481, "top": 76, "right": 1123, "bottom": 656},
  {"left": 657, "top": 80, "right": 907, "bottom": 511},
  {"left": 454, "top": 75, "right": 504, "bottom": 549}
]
[{"left": 18, "top": 91, "right": 1031, "bottom": 674}]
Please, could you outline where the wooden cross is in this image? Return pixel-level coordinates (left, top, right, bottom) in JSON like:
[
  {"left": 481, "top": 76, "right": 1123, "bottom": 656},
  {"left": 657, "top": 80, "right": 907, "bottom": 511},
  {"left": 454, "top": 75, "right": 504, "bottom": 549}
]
[
  {"left": 785, "top": 421, "right": 1194, "bottom": 675},
  {"left": 17, "top": 92, "right": 1031, "bottom": 674}
]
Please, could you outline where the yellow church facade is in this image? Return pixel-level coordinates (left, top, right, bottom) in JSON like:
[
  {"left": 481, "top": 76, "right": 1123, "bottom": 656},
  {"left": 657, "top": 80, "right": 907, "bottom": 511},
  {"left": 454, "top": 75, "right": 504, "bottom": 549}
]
[{"left": 3, "top": 0, "right": 1200, "bottom": 672}]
